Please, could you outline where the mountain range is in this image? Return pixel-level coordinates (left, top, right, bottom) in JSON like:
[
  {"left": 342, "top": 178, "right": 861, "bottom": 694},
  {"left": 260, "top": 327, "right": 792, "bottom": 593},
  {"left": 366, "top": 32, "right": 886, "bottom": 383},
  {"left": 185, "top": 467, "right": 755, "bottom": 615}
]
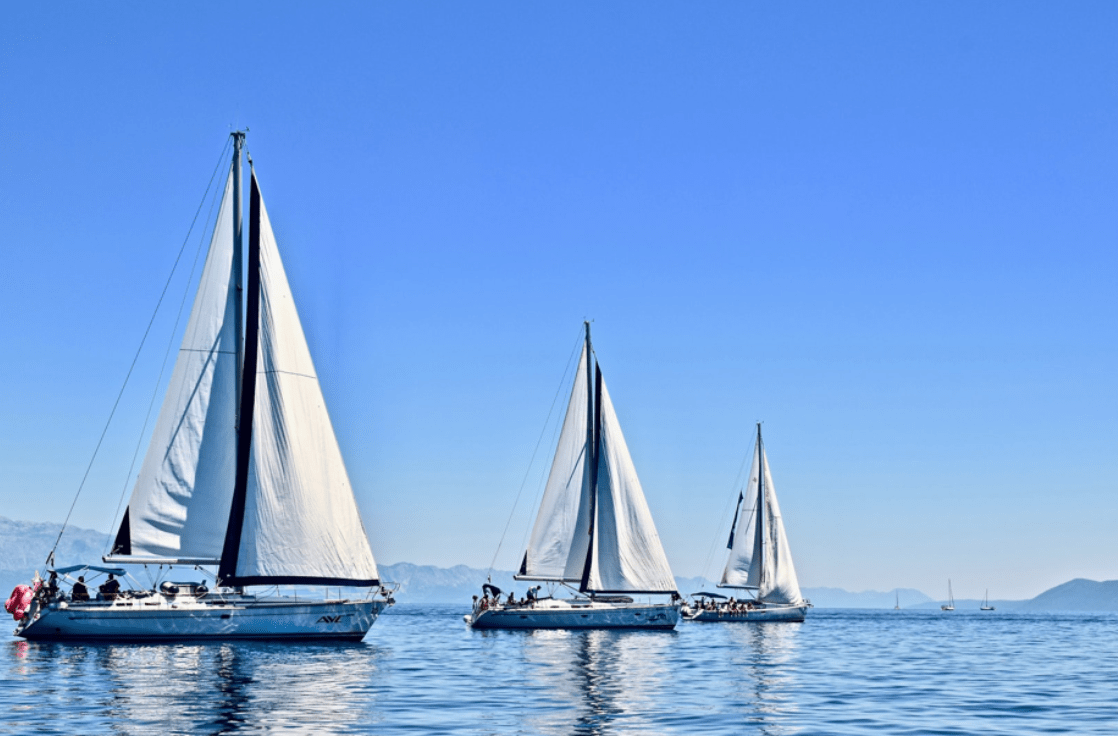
[{"left": 2, "top": 517, "right": 1115, "bottom": 612}]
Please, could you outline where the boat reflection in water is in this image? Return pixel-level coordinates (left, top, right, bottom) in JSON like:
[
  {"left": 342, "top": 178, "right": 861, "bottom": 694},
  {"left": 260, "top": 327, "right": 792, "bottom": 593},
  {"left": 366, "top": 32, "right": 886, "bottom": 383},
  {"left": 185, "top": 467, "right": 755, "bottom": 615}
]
[
  {"left": 506, "top": 621, "right": 804, "bottom": 734},
  {"left": 18, "top": 641, "right": 384, "bottom": 733},
  {"left": 724, "top": 621, "right": 802, "bottom": 729},
  {"left": 519, "top": 628, "right": 673, "bottom": 735}
]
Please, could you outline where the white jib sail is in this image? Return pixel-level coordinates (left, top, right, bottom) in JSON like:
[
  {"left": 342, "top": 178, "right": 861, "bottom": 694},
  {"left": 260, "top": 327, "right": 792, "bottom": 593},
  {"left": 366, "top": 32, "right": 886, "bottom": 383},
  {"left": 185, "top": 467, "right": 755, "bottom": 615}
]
[
  {"left": 755, "top": 448, "right": 803, "bottom": 604},
  {"left": 520, "top": 345, "right": 592, "bottom": 581},
  {"left": 719, "top": 446, "right": 761, "bottom": 588},
  {"left": 585, "top": 381, "right": 676, "bottom": 593},
  {"left": 232, "top": 186, "right": 379, "bottom": 582},
  {"left": 116, "top": 171, "right": 238, "bottom": 561}
]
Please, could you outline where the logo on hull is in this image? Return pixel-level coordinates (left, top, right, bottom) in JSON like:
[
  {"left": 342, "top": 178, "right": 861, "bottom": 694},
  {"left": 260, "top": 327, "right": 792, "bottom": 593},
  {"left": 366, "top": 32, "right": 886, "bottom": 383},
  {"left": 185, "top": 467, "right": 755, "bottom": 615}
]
[{"left": 316, "top": 615, "right": 344, "bottom": 624}]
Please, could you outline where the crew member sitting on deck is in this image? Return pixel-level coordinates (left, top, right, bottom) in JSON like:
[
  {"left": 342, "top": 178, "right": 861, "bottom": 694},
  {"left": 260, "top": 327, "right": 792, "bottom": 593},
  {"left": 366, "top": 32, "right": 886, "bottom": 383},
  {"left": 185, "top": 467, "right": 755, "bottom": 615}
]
[
  {"left": 99, "top": 574, "right": 121, "bottom": 601},
  {"left": 71, "top": 576, "right": 90, "bottom": 602}
]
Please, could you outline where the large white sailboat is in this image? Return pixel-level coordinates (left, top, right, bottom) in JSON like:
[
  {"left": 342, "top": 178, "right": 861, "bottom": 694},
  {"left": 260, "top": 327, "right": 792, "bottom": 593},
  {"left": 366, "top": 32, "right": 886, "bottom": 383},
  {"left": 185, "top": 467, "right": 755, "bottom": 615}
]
[
  {"left": 466, "top": 323, "right": 681, "bottom": 630},
  {"left": 685, "top": 424, "right": 810, "bottom": 623},
  {"left": 13, "top": 133, "right": 393, "bottom": 641}
]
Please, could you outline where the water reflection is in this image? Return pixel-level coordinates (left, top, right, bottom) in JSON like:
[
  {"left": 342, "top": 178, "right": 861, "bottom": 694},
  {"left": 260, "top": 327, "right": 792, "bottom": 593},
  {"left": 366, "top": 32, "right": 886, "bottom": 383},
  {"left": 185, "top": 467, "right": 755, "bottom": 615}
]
[
  {"left": 9, "top": 609, "right": 1118, "bottom": 734},
  {"left": 521, "top": 629, "right": 674, "bottom": 735},
  {"left": 723, "top": 622, "right": 803, "bottom": 734},
  {"left": 6, "top": 639, "right": 385, "bottom": 734}
]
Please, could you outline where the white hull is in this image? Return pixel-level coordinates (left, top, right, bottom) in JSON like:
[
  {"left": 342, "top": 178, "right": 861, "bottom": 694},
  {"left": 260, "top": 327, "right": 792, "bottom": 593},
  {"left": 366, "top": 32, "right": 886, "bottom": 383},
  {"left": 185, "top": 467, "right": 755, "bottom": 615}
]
[
  {"left": 15, "top": 594, "right": 388, "bottom": 642},
  {"left": 684, "top": 603, "right": 808, "bottom": 623},
  {"left": 467, "top": 599, "right": 679, "bottom": 630}
]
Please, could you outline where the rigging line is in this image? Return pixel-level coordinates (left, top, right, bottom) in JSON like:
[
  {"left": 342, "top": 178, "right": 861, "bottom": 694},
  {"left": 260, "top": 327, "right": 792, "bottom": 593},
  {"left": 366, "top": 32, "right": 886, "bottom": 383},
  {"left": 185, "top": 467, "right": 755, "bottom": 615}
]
[
  {"left": 485, "top": 326, "right": 585, "bottom": 581},
  {"left": 48, "top": 137, "right": 234, "bottom": 567},
  {"left": 103, "top": 152, "right": 230, "bottom": 553},
  {"left": 699, "top": 424, "right": 754, "bottom": 582},
  {"left": 514, "top": 326, "right": 586, "bottom": 567}
]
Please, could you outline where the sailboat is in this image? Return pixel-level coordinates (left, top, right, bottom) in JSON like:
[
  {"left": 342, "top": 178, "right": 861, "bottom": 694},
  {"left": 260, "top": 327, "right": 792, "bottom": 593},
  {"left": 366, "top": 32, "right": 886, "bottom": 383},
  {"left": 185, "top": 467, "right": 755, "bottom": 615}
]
[
  {"left": 684, "top": 423, "right": 810, "bottom": 623},
  {"left": 981, "top": 589, "right": 995, "bottom": 611},
  {"left": 466, "top": 323, "right": 681, "bottom": 630},
  {"left": 895, "top": 591, "right": 900, "bottom": 610},
  {"left": 941, "top": 580, "right": 955, "bottom": 611},
  {"left": 13, "top": 133, "right": 393, "bottom": 641}
]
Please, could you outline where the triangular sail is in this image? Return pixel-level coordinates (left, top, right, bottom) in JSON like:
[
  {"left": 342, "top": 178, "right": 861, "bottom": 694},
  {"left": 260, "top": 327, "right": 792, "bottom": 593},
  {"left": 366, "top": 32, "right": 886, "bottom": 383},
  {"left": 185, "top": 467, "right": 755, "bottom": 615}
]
[
  {"left": 110, "top": 170, "right": 238, "bottom": 562},
  {"left": 584, "top": 380, "right": 676, "bottom": 594},
  {"left": 226, "top": 177, "right": 379, "bottom": 585},
  {"left": 518, "top": 345, "right": 592, "bottom": 582},
  {"left": 719, "top": 447, "right": 761, "bottom": 588},
  {"left": 754, "top": 451, "right": 802, "bottom": 604}
]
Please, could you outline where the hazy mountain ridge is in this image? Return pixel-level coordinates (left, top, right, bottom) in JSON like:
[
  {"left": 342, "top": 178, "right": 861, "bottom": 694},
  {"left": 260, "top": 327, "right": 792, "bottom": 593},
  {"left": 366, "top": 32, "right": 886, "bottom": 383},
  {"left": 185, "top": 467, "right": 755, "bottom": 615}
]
[
  {"left": 2, "top": 518, "right": 1117, "bottom": 611},
  {"left": 1017, "top": 579, "right": 1118, "bottom": 612},
  {"left": 800, "top": 586, "right": 934, "bottom": 609},
  {"left": 0, "top": 516, "right": 110, "bottom": 593}
]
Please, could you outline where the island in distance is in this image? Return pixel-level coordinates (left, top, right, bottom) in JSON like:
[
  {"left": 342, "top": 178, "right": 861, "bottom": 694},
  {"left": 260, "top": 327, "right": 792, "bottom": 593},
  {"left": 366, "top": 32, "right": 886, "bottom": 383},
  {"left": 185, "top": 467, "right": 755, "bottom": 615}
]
[{"left": 3, "top": 516, "right": 1117, "bottom": 613}]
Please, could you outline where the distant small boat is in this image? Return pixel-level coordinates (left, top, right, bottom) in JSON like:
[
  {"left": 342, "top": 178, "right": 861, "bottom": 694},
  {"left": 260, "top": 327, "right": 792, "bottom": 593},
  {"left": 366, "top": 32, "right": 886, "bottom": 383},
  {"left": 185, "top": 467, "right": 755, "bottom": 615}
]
[
  {"left": 941, "top": 580, "right": 955, "bottom": 611},
  {"left": 894, "top": 591, "right": 900, "bottom": 610},
  {"left": 981, "top": 589, "right": 995, "bottom": 611}
]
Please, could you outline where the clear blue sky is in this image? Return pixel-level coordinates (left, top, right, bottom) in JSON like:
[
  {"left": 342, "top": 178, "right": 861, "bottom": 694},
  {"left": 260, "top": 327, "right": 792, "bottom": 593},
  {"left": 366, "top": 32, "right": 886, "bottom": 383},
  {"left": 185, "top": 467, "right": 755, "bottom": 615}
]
[{"left": 2, "top": 3, "right": 1115, "bottom": 600}]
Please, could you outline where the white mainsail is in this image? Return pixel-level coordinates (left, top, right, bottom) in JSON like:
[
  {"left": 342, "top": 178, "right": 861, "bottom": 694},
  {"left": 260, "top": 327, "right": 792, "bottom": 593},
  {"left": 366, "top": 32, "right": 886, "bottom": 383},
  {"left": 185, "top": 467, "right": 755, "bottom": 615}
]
[
  {"left": 111, "top": 171, "right": 238, "bottom": 562},
  {"left": 229, "top": 179, "right": 379, "bottom": 583},
  {"left": 111, "top": 162, "right": 377, "bottom": 584},
  {"left": 719, "top": 449, "right": 760, "bottom": 589},
  {"left": 585, "top": 381, "right": 676, "bottom": 593},
  {"left": 520, "top": 345, "right": 593, "bottom": 582},
  {"left": 720, "top": 428, "right": 803, "bottom": 605},
  {"left": 517, "top": 326, "right": 676, "bottom": 595}
]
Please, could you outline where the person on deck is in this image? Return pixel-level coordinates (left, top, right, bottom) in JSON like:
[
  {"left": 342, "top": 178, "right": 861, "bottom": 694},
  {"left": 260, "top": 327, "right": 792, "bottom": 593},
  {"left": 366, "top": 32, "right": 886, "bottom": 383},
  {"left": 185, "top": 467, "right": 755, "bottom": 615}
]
[
  {"left": 71, "top": 576, "right": 90, "bottom": 602},
  {"left": 41, "top": 571, "right": 59, "bottom": 603},
  {"left": 99, "top": 574, "right": 121, "bottom": 601}
]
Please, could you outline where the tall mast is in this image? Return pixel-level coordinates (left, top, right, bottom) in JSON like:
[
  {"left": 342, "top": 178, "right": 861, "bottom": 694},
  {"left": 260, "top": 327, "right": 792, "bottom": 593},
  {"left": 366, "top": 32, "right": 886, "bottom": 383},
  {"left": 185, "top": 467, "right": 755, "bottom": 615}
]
[
  {"left": 219, "top": 164, "right": 262, "bottom": 583},
  {"left": 756, "top": 422, "right": 767, "bottom": 588},
  {"left": 231, "top": 131, "right": 246, "bottom": 425},
  {"left": 579, "top": 321, "right": 599, "bottom": 593}
]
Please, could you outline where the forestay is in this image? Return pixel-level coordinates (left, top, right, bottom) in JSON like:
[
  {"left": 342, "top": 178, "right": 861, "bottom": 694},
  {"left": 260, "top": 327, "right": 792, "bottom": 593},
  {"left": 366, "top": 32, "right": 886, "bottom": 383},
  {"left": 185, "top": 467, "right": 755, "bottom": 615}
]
[{"left": 110, "top": 171, "right": 238, "bottom": 562}]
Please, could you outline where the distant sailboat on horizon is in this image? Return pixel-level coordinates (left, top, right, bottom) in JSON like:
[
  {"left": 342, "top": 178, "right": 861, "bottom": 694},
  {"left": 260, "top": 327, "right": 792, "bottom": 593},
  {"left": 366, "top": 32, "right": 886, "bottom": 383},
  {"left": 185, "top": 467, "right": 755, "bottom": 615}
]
[
  {"left": 941, "top": 580, "right": 955, "bottom": 611},
  {"left": 895, "top": 591, "right": 900, "bottom": 610},
  {"left": 981, "top": 589, "right": 995, "bottom": 611}
]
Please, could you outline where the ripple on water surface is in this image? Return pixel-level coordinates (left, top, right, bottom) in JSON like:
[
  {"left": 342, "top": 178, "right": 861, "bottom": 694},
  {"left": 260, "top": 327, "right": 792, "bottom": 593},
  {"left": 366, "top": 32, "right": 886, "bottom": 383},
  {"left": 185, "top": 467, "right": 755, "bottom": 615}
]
[{"left": 5, "top": 607, "right": 1118, "bottom": 734}]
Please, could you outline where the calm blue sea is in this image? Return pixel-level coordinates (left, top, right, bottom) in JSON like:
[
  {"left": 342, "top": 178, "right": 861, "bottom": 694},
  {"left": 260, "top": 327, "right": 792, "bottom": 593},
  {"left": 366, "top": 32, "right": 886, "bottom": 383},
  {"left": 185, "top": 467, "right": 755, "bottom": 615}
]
[{"left": 4, "top": 606, "right": 1116, "bottom": 735}]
